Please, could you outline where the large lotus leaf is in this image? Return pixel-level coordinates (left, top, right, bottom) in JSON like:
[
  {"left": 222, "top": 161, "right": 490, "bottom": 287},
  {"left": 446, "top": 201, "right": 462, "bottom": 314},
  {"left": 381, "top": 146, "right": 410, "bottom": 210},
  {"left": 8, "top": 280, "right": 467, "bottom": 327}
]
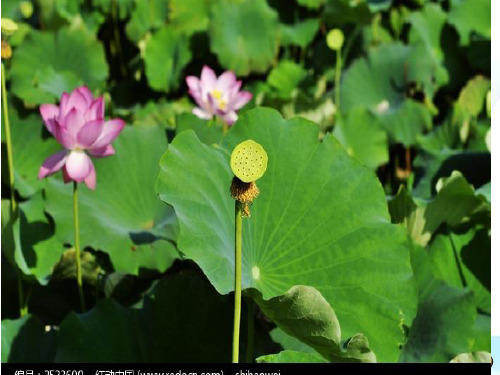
[
  {"left": 250, "top": 286, "right": 376, "bottom": 362},
  {"left": 56, "top": 270, "right": 272, "bottom": 362},
  {"left": 296, "top": 0, "right": 325, "bottom": 9},
  {"left": 400, "top": 242, "right": 483, "bottom": 362},
  {"left": 209, "top": 0, "right": 279, "bottom": 76},
  {"left": 413, "top": 150, "right": 491, "bottom": 199},
  {"left": 1, "top": 193, "right": 66, "bottom": 285},
  {"left": 333, "top": 108, "right": 388, "bottom": 169},
  {"left": 457, "top": 76, "right": 491, "bottom": 117},
  {"left": 280, "top": 18, "right": 319, "bottom": 48},
  {"left": 340, "top": 43, "right": 438, "bottom": 145},
  {"left": 176, "top": 113, "right": 223, "bottom": 146},
  {"left": 2, "top": 107, "right": 60, "bottom": 197},
  {"left": 270, "top": 328, "right": 316, "bottom": 355},
  {"left": 1, "top": 314, "right": 56, "bottom": 362},
  {"left": 125, "top": 0, "right": 169, "bottom": 43},
  {"left": 168, "top": 0, "right": 212, "bottom": 36},
  {"left": 51, "top": 0, "right": 106, "bottom": 33},
  {"left": 323, "top": 0, "right": 392, "bottom": 25},
  {"left": 156, "top": 107, "right": 417, "bottom": 361},
  {"left": 9, "top": 28, "right": 108, "bottom": 106},
  {"left": 45, "top": 126, "right": 179, "bottom": 276},
  {"left": 407, "top": 3, "right": 446, "bottom": 61},
  {"left": 266, "top": 60, "right": 307, "bottom": 99},
  {"left": 257, "top": 350, "right": 328, "bottom": 363},
  {"left": 429, "top": 229, "right": 490, "bottom": 313},
  {"left": 449, "top": 0, "right": 491, "bottom": 46},
  {"left": 144, "top": 26, "right": 192, "bottom": 93},
  {"left": 389, "top": 173, "right": 490, "bottom": 246}
]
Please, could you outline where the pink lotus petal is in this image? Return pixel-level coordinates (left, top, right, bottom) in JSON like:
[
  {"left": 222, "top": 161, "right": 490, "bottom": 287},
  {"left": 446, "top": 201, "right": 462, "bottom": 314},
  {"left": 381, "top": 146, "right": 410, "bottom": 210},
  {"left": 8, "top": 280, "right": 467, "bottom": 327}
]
[
  {"left": 59, "top": 92, "right": 70, "bottom": 118},
  {"left": 66, "top": 89, "right": 89, "bottom": 113},
  {"left": 231, "top": 91, "right": 253, "bottom": 110},
  {"left": 62, "top": 165, "right": 72, "bottom": 183},
  {"left": 223, "top": 111, "right": 238, "bottom": 125},
  {"left": 65, "top": 150, "right": 93, "bottom": 182},
  {"left": 216, "top": 71, "right": 237, "bottom": 92},
  {"left": 84, "top": 161, "right": 96, "bottom": 190},
  {"left": 186, "top": 76, "right": 200, "bottom": 92},
  {"left": 77, "top": 119, "right": 104, "bottom": 148},
  {"left": 88, "top": 144, "right": 115, "bottom": 158},
  {"left": 86, "top": 98, "right": 104, "bottom": 122},
  {"left": 192, "top": 107, "right": 213, "bottom": 120},
  {"left": 200, "top": 65, "right": 217, "bottom": 90},
  {"left": 38, "top": 150, "right": 68, "bottom": 179},
  {"left": 76, "top": 86, "right": 93, "bottom": 106},
  {"left": 54, "top": 122, "right": 76, "bottom": 149},
  {"left": 89, "top": 119, "right": 126, "bottom": 150},
  {"left": 39, "top": 104, "right": 59, "bottom": 134},
  {"left": 62, "top": 107, "right": 85, "bottom": 142}
]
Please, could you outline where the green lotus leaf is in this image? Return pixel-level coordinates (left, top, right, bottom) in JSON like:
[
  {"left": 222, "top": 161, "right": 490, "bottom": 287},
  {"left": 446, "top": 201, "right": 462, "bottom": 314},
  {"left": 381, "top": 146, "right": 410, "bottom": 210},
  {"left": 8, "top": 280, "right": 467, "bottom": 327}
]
[
  {"left": 2, "top": 106, "right": 60, "bottom": 197},
  {"left": 2, "top": 194, "right": 66, "bottom": 285},
  {"left": 125, "top": 0, "right": 169, "bottom": 43},
  {"left": 266, "top": 60, "right": 308, "bottom": 99},
  {"left": 250, "top": 285, "right": 376, "bottom": 362},
  {"left": 45, "top": 126, "right": 179, "bottom": 276},
  {"left": 297, "top": 0, "right": 325, "bottom": 9},
  {"left": 389, "top": 172, "right": 490, "bottom": 246},
  {"left": 132, "top": 98, "right": 192, "bottom": 129},
  {"left": 94, "top": 0, "right": 134, "bottom": 20},
  {"left": 457, "top": 75, "right": 491, "bottom": 117},
  {"left": 400, "top": 241, "right": 487, "bottom": 362},
  {"left": 413, "top": 150, "right": 491, "bottom": 199},
  {"left": 209, "top": 0, "right": 279, "bottom": 76},
  {"left": 56, "top": 270, "right": 273, "bottom": 362},
  {"left": 1, "top": 314, "right": 56, "bottom": 362},
  {"left": 280, "top": 18, "right": 319, "bottom": 48},
  {"left": 270, "top": 328, "right": 317, "bottom": 355},
  {"left": 156, "top": 107, "right": 417, "bottom": 361},
  {"left": 429, "top": 228, "right": 490, "bottom": 313},
  {"left": 257, "top": 350, "right": 328, "bottom": 363},
  {"left": 144, "top": 26, "right": 192, "bottom": 93},
  {"left": 340, "top": 43, "right": 441, "bottom": 145},
  {"left": 323, "top": 0, "right": 392, "bottom": 25},
  {"left": 9, "top": 28, "right": 108, "bottom": 106},
  {"left": 333, "top": 108, "right": 388, "bottom": 169},
  {"left": 176, "top": 113, "right": 223, "bottom": 145},
  {"left": 449, "top": 0, "right": 491, "bottom": 46},
  {"left": 407, "top": 3, "right": 446, "bottom": 62},
  {"left": 168, "top": 0, "right": 212, "bottom": 36}
]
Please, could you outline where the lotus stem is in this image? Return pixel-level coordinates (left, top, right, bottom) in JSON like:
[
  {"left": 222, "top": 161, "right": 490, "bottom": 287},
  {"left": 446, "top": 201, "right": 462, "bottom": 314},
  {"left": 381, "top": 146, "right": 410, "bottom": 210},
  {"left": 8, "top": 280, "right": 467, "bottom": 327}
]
[
  {"left": 73, "top": 182, "right": 86, "bottom": 312},
  {"left": 232, "top": 200, "right": 243, "bottom": 363},
  {"left": 245, "top": 300, "right": 255, "bottom": 363},
  {"left": 335, "top": 49, "right": 342, "bottom": 114},
  {"left": 2, "top": 63, "right": 16, "bottom": 214},
  {"left": 2, "top": 62, "right": 27, "bottom": 317}
]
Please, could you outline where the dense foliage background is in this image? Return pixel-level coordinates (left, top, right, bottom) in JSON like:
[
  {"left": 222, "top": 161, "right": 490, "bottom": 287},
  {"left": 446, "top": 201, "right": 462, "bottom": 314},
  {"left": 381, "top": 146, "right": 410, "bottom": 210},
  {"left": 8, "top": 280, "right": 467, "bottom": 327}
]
[{"left": 1, "top": 0, "right": 491, "bottom": 363}]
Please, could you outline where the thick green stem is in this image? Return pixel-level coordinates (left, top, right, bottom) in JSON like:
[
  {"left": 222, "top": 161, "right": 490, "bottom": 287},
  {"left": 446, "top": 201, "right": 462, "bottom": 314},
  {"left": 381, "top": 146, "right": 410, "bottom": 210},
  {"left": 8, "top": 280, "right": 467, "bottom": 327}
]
[
  {"left": 335, "top": 50, "right": 342, "bottom": 115},
  {"left": 232, "top": 201, "right": 242, "bottom": 363},
  {"left": 73, "top": 182, "right": 86, "bottom": 312},
  {"left": 2, "top": 62, "right": 26, "bottom": 316},
  {"left": 245, "top": 300, "right": 255, "bottom": 363},
  {"left": 2, "top": 63, "right": 16, "bottom": 214}
]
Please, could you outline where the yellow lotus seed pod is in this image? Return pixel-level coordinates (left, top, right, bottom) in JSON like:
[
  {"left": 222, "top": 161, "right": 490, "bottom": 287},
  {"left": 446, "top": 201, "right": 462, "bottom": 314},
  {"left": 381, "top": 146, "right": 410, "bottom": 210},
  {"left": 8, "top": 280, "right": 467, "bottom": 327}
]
[
  {"left": 1, "top": 18, "right": 18, "bottom": 35},
  {"left": 326, "top": 29, "right": 344, "bottom": 51},
  {"left": 230, "top": 140, "right": 268, "bottom": 183}
]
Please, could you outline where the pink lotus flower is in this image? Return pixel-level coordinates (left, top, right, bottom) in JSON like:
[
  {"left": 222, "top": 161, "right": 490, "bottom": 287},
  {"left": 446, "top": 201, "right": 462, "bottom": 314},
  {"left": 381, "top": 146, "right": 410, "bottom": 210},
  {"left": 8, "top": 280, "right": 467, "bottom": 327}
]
[
  {"left": 38, "top": 86, "right": 125, "bottom": 190},
  {"left": 186, "top": 65, "right": 252, "bottom": 125}
]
